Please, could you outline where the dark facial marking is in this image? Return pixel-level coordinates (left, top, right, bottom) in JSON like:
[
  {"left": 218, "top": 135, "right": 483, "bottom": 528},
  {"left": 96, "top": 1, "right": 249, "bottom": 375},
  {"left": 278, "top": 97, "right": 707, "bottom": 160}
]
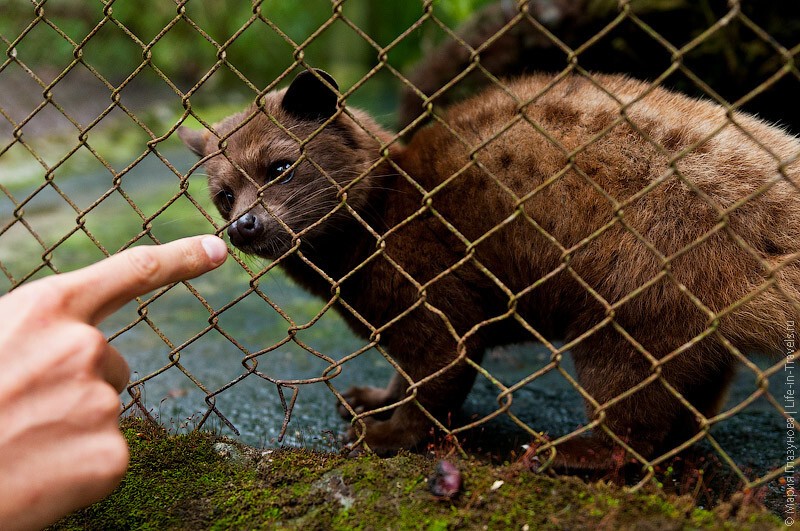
[
  {"left": 214, "top": 189, "right": 235, "bottom": 219},
  {"left": 267, "top": 159, "right": 296, "bottom": 185}
]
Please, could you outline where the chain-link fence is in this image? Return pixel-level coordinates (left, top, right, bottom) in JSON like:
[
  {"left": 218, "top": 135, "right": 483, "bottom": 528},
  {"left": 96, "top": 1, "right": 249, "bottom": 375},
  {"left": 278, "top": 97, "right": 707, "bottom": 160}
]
[{"left": 1, "top": 0, "right": 798, "bottom": 512}]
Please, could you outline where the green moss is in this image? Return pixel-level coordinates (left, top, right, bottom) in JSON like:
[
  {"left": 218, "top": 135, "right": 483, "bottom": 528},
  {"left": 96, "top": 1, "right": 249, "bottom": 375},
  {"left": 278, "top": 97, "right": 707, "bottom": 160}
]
[
  {"left": 691, "top": 507, "right": 719, "bottom": 528},
  {"left": 49, "top": 417, "right": 783, "bottom": 530}
]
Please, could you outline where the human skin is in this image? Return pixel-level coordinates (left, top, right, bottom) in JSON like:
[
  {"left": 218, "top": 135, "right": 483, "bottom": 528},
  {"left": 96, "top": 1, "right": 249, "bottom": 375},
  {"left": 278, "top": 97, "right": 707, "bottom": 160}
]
[{"left": 0, "top": 235, "right": 228, "bottom": 531}]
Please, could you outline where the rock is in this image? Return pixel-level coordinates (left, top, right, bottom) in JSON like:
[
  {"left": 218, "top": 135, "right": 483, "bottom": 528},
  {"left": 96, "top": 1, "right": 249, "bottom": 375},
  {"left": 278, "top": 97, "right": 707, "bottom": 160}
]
[{"left": 213, "top": 442, "right": 242, "bottom": 463}]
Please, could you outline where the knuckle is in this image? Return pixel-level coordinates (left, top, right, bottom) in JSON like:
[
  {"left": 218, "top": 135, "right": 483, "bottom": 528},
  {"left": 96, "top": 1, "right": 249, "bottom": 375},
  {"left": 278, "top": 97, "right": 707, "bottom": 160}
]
[
  {"left": 180, "top": 240, "right": 205, "bottom": 274},
  {"left": 50, "top": 324, "right": 108, "bottom": 369},
  {"left": 12, "top": 279, "right": 68, "bottom": 317},
  {"left": 47, "top": 285, "right": 71, "bottom": 313},
  {"left": 87, "top": 382, "right": 123, "bottom": 419},
  {"left": 125, "top": 246, "right": 161, "bottom": 282},
  {"left": 93, "top": 431, "right": 130, "bottom": 485},
  {"left": 106, "top": 432, "right": 130, "bottom": 471},
  {"left": 74, "top": 325, "right": 109, "bottom": 363},
  {"left": 83, "top": 325, "right": 109, "bottom": 349}
]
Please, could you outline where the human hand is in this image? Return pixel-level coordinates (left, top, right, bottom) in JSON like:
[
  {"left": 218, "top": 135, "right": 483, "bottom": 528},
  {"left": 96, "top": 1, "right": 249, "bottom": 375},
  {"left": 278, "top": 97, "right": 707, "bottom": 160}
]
[{"left": 0, "top": 235, "right": 228, "bottom": 531}]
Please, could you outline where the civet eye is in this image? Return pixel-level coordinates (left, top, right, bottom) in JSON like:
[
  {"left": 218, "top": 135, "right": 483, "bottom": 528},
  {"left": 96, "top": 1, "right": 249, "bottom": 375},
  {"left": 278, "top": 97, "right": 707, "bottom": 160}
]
[
  {"left": 215, "top": 189, "right": 235, "bottom": 217},
  {"left": 268, "top": 160, "right": 295, "bottom": 184}
]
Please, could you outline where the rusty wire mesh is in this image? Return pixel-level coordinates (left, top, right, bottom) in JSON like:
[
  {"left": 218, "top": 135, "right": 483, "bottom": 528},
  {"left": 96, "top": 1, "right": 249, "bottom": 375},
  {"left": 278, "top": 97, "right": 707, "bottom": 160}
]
[{"left": 1, "top": 0, "right": 799, "bottom": 507}]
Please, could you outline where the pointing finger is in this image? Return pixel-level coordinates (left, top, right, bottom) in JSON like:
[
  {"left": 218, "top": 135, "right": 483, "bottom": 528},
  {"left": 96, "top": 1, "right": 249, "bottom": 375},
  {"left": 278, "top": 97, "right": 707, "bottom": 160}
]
[{"left": 57, "top": 235, "right": 228, "bottom": 325}]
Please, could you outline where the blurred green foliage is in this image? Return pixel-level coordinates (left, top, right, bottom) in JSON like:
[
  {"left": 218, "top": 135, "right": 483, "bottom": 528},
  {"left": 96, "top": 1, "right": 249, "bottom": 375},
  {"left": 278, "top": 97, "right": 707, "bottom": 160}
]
[{"left": 0, "top": 0, "right": 494, "bottom": 99}]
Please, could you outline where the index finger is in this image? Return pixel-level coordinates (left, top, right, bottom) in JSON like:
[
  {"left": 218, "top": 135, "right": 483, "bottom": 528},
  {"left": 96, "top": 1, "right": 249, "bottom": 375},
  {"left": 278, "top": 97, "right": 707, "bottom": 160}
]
[{"left": 58, "top": 235, "right": 228, "bottom": 325}]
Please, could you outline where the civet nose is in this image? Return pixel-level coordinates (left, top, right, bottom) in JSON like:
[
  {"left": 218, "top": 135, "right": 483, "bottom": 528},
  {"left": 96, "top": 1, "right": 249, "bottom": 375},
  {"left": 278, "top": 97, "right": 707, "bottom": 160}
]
[{"left": 227, "top": 213, "right": 263, "bottom": 246}]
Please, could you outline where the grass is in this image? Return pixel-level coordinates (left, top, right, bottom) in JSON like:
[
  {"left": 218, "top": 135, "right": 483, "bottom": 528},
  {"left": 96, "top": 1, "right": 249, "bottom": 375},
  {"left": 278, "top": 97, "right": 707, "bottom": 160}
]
[{"left": 48, "top": 417, "right": 783, "bottom": 530}]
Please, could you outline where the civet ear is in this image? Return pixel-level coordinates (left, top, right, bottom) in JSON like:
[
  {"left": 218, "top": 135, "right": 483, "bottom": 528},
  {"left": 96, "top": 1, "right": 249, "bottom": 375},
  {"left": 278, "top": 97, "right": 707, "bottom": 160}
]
[
  {"left": 281, "top": 69, "right": 339, "bottom": 121},
  {"left": 177, "top": 126, "right": 209, "bottom": 157}
]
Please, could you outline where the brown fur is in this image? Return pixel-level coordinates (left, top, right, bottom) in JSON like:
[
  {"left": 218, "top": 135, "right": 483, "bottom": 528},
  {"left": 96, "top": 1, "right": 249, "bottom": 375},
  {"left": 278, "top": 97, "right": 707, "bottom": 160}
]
[{"left": 180, "top": 70, "right": 800, "bottom": 470}]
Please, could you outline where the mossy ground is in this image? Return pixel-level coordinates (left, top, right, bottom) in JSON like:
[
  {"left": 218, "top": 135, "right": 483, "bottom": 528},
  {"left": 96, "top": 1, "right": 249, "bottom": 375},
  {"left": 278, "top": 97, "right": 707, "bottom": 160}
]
[{"left": 49, "top": 417, "right": 782, "bottom": 530}]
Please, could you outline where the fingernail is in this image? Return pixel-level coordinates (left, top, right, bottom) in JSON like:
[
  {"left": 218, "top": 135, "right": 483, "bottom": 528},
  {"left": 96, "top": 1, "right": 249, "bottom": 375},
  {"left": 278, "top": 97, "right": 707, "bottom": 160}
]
[{"left": 201, "top": 236, "right": 228, "bottom": 264}]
